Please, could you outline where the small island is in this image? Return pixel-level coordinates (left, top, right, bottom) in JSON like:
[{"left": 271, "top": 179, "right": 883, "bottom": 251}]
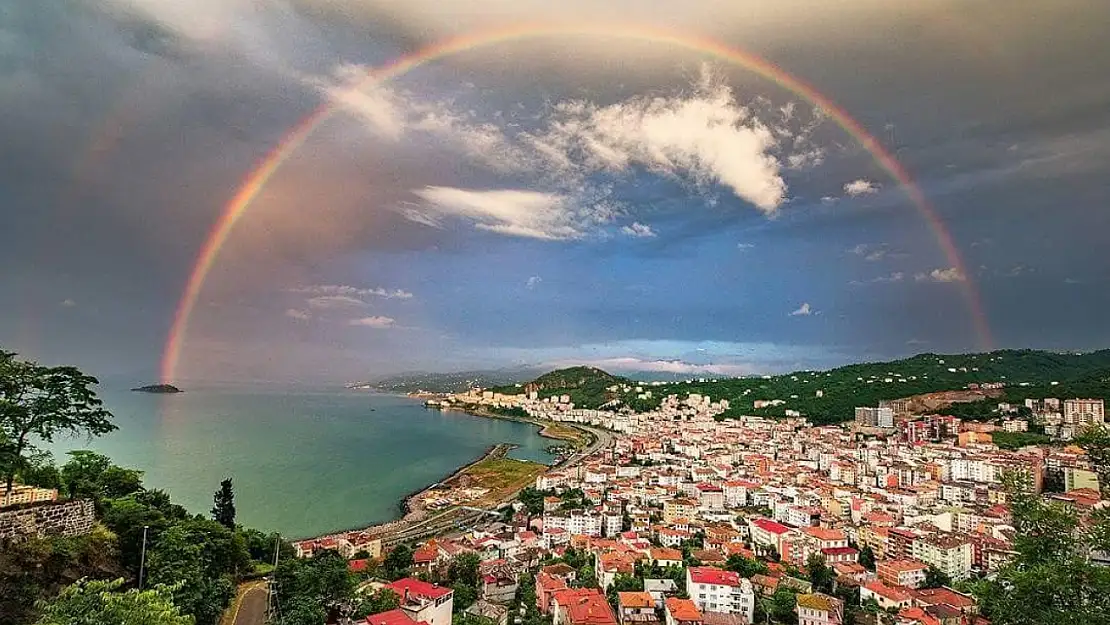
[{"left": 131, "top": 384, "right": 183, "bottom": 394}]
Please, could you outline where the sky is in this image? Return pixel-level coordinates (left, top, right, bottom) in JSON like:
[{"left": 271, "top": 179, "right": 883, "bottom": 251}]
[{"left": 2, "top": 0, "right": 1109, "bottom": 384}]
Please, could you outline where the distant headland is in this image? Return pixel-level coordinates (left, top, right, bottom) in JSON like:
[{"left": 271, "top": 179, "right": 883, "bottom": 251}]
[{"left": 131, "top": 384, "right": 183, "bottom": 394}]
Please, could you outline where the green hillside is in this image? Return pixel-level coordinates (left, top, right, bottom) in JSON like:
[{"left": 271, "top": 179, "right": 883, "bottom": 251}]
[
  {"left": 492, "top": 366, "right": 629, "bottom": 408},
  {"left": 502, "top": 350, "right": 1110, "bottom": 424}
]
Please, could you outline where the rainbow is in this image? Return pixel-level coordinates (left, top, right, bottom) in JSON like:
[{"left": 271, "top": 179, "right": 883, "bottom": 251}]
[{"left": 161, "top": 23, "right": 993, "bottom": 383}]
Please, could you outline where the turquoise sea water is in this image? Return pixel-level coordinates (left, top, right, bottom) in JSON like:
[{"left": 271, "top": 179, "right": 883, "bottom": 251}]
[{"left": 46, "top": 387, "right": 552, "bottom": 538}]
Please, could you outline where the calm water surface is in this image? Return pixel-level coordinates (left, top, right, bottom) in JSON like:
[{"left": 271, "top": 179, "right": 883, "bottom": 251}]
[{"left": 48, "top": 387, "right": 552, "bottom": 538}]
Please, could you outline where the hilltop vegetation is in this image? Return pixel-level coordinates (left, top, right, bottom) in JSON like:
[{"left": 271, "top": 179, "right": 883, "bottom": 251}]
[
  {"left": 492, "top": 366, "right": 630, "bottom": 408},
  {"left": 503, "top": 350, "right": 1110, "bottom": 425},
  {"left": 370, "top": 367, "right": 545, "bottom": 394}
]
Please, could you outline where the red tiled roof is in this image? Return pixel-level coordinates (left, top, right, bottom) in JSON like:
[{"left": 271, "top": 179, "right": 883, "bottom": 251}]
[
  {"left": 688, "top": 567, "right": 742, "bottom": 587},
  {"left": 618, "top": 592, "right": 654, "bottom": 609},
  {"left": 665, "top": 597, "right": 703, "bottom": 623},
  {"left": 365, "top": 609, "right": 423, "bottom": 625},
  {"left": 555, "top": 589, "right": 617, "bottom": 625},
  {"left": 863, "top": 581, "right": 911, "bottom": 603},
  {"left": 751, "top": 519, "right": 792, "bottom": 535},
  {"left": 389, "top": 578, "right": 453, "bottom": 600},
  {"left": 349, "top": 559, "right": 370, "bottom": 572}
]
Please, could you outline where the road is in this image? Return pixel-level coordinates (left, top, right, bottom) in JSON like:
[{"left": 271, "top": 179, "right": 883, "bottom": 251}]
[{"left": 225, "top": 582, "right": 268, "bottom": 625}]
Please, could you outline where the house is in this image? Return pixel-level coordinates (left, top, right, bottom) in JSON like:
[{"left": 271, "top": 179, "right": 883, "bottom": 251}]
[
  {"left": 617, "top": 592, "right": 659, "bottom": 625},
  {"left": 388, "top": 578, "right": 454, "bottom": 625},
  {"left": 649, "top": 548, "right": 684, "bottom": 569},
  {"left": 552, "top": 588, "right": 619, "bottom": 625},
  {"left": 536, "top": 571, "right": 571, "bottom": 614},
  {"left": 365, "top": 608, "right": 425, "bottom": 625},
  {"left": 664, "top": 598, "right": 704, "bottom": 625},
  {"left": 747, "top": 518, "right": 794, "bottom": 556},
  {"left": 466, "top": 600, "right": 509, "bottom": 625},
  {"left": 644, "top": 579, "right": 679, "bottom": 608},
  {"left": 795, "top": 593, "right": 843, "bottom": 625},
  {"left": 685, "top": 567, "right": 755, "bottom": 624},
  {"left": 860, "top": 581, "right": 912, "bottom": 611}
]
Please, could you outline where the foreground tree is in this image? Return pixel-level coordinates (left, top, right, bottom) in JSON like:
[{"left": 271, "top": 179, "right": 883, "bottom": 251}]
[
  {"left": 0, "top": 350, "right": 116, "bottom": 495},
  {"left": 806, "top": 554, "right": 834, "bottom": 593},
  {"left": 973, "top": 472, "right": 1110, "bottom": 624},
  {"left": 211, "top": 478, "right": 236, "bottom": 529},
  {"left": 35, "top": 578, "right": 194, "bottom": 625}
]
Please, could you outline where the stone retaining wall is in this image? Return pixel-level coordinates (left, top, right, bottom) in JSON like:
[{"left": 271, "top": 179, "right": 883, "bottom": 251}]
[{"left": 0, "top": 499, "right": 95, "bottom": 541}]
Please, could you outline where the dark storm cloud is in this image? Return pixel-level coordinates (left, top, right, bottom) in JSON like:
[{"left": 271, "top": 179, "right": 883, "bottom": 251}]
[{"left": 2, "top": 0, "right": 1109, "bottom": 382}]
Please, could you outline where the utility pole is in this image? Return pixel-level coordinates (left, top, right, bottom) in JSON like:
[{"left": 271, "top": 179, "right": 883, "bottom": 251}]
[
  {"left": 138, "top": 525, "right": 149, "bottom": 590},
  {"left": 268, "top": 534, "right": 281, "bottom": 619}
]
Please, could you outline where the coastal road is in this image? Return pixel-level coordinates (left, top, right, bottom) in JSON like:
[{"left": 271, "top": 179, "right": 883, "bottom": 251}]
[{"left": 223, "top": 581, "right": 268, "bottom": 625}]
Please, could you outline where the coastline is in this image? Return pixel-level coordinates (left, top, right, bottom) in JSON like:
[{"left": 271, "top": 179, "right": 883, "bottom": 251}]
[
  {"left": 293, "top": 442, "right": 525, "bottom": 543},
  {"left": 294, "top": 399, "right": 592, "bottom": 544}
]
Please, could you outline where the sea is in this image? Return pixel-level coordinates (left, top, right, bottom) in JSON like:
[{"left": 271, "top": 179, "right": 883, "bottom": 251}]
[{"left": 45, "top": 386, "right": 553, "bottom": 539}]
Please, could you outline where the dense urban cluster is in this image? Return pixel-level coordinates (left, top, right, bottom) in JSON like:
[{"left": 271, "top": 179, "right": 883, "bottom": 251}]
[{"left": 340, "top": 385, "right": 1108, "bottom": 625}]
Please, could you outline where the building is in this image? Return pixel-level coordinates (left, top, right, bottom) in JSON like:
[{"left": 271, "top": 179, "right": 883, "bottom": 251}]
[
  {"left": 664, "top": 498, "right": 699, "bottom": 523},
  {"left": 1064, "top": 467, "right": 1100, "bottom": 492},
  {"left": 617, "top": 592, "right": 658, "bottom": 625},
  {"left": 855, "top": 407, "right": 894, "bottom": 429},
  {"left": 911, "top": 534, "right": 973, "bottom": 581},
  {"left": 388, "top": 578, "right": 454, "bottom": 625},
  {"left": 876, "top": 559, "right": 928, "bottom": 589},
  {"left": 1064, "top": 399, "right": 1105, "bottom": 428},
  {"left": 552, "top": 589, "right": 618, "bottom": 625},
  {"left": 664, "top": 598, "right": 704, "bottom": 625},
  {"left": 859, "top": 582, "right": 912, "bottom": 611},
  {"left": 685, "top": 567, "right": 755, "bottom": 623},
  {"left": 795, "top": 593, "right": 843, "bottom": 625}
]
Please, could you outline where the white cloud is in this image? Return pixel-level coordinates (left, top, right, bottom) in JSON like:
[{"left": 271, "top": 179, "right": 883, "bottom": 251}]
[
  {"left": 844, "top": 179, "right": 880, "bottom": 196},
  {"left": 916, "top": 267, "right": 966, "bottom": 283},
  {"left": 525, "top": 66, "right": 787, "bottom": 213},
  {"left": 820, "top": 196, "right": 837, "bottom": 204},
  {"left": 737, "top": 243, "right": 756, "bottom": 250},
  {"left": 60, "top": 299, "right": 76, "bottom": 308},
  {"left": 850, "top": 272, "right": 905, "bottom": 286},
  {"left": 306, "top": 295, "right": 368, "bottom": 309},
  {"left": 850, "top": 243, "right": 889, "bottom": 262},
  {"left": 786, "top": 147, "right": 825, "bottom": 170},
  {"left": 348, "top": 316, "right": 396, "bottom": 329},
  {"left": 526, "top": 276, "right": 542, "bottom": 289},
  {"left": 290, "top": 285, "right": 414, "bottom": 300},
  {"left": 789, "top": 302, "right": 814, "bottom": 316},
  {"left": 311, "top": 64, "right": 408, "bottom": 140},
  {"left": 285, "top": 308, "right": 311, "bottom": 320},
  {"left": 410, "top": 186, "right": 614, "bottom": 240},
  {"left": 621, "top": 222, "right": 656, "bottom": 238}
]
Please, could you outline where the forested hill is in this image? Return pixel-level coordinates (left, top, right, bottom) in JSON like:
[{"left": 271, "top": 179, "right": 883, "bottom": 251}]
[
  {"left": 491, "top": 366, "right": 630, "bottom": 407},
  {"left": 500, "top": 350, "right": 1110, "bottom": 424}
]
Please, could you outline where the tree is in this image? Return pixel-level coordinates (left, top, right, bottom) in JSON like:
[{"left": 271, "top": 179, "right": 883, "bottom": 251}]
[
  {"left": 1076, "top": 426, "right": 1110, "bottom": 498},
  {"left": 355, "top": 588, "right": 401, "bottom": 618},
  {"left": 806, "top": 554, "right": 834, "bottom": 593},
  {"left": 447, "top": 552, "right": 482, "bottom": 612},
  {"left": 35, "top": 578, "right": 194, "bottom": 625},
  {"left": 858, "top": 545, "right": 876, "bottom": 571},
  {"left": 605, "top": 573, "right": 643, "bottom": 609},
  {"left": 972, "top": 472, "right": 1110, "bottom": 624},
  {"left": 382, "top": 544, "right": 414, "bottom": 581},
  {"left": 0, "top": 351, "right": 116, "bottom": 495},
  {"left": 922, "top": 565, "right": 951, "bottom": 589},
  {"left": 726, "top": 554, "right": 769, "bottom": 578},
  {"left": 211, "top": 478, "right": 236, "bottom": 529},
  {"left": 61, "top": 451, "right": 143, "bottom": 504}
]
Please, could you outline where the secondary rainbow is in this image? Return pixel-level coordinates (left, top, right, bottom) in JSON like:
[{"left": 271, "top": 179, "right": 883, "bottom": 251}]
[{"left": 161, "top": 23, "right": 993, "bottom": 383}]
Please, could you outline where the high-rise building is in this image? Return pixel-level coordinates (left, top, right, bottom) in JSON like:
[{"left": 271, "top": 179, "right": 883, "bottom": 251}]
[
  {"left": 1064, "top": 399, "right": 1105, "bottom": 427},
  {"left": 855, "top": 407, "right": 894, "bottom": 428}
]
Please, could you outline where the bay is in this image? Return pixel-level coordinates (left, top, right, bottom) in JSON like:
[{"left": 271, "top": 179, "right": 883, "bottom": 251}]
[{"left": 46, "top": 386, "right": 553, "bottom": 539}]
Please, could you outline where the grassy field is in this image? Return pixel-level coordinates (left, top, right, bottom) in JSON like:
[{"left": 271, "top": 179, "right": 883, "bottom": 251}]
[{"left": 461, "top": 457, "right": 547, "bottom": 503}]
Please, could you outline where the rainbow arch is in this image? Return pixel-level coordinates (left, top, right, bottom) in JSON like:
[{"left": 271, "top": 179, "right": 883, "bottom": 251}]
[{"left": 161, "top": 23, "right": 993, "bottom": 383}]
